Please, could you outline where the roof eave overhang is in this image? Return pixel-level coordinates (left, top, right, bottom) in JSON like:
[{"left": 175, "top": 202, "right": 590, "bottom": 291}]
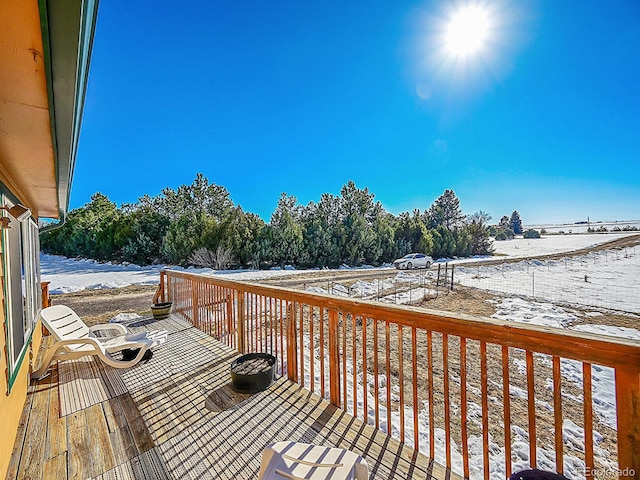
[{"left": 40, "top": 0, "right": 100, "bottom": 219}]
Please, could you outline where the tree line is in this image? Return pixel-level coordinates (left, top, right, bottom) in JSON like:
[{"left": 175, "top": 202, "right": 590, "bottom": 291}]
[{"left": 40, "top": 174, "right": 522, "bottom": 269}]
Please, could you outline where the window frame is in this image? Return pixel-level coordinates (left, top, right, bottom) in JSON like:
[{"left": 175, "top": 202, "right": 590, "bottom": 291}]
[{"left": 2, "top": 197, "right": 41, "bottom": 391}]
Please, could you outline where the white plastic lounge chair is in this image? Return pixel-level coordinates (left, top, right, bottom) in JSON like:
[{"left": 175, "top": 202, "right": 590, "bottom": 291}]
[
  {"left": 258, "top": 442, "right": 369, "bottom": 480},
  {"left": 32, "top": 305, "right": 168, "bottom": 379}
]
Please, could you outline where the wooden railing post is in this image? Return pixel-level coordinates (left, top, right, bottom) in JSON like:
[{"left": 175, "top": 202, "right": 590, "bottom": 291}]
[
  {"left": 40, "top": 281, "right": 50, "bottom": 308},
  {"left": 237, "top": 292, "right": 246, "bottom": 354},
  {"left": 615, "top": 369, "right": 640, "bottom": 479},
  {"left": 153, "top": 272, "right": 166, "bottom": 304},
  {"left": 286, "top": 302, "right": 298, "bottom": 383},
  {"left": 328, "top": 309, "right": 341, "bottom": 407},
  {"left": 40, "top": 281, "right": 51, "bottom": 335}
]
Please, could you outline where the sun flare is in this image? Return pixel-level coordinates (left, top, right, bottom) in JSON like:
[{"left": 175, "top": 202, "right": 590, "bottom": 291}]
[{"left": 445, "top": 5, "right": 490, "bottom": 57}]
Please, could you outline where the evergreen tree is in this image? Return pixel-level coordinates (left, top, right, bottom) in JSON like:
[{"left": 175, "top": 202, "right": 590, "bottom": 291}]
[
  {"left": 453, "top": 227, "right": 472, "bottom": 257},
  {"left": 372, "top": 212, "right": 398, "bottom": 263},
  {"left": 431, "top": 225, "right": 456, "bottom": 258},
  {"left": 426, "top": 189, "right": 465, "bottom": 231},
  {"left": 339, "top": 181, "right": 381, "bottom": 265},
  {"left": 75, "top": 193, "right": 120, "bottom": 259},
  {"left": 268, "top": 193, "right": 304, "bottom": 266},
  {"left": 493, "top": 214, "right": 515, "bottom": 239},
  {"left": 466, "top": 211, "right": 494, "bottom": 255},
  {"left": 394, "top": 210, "right": 433, "bottom": 256},
  {"left": 120, "top": 208, "right": 170, "bottom": 264},
  {"left": 300, "top": 197, "right": 343, "bottom": 268},
  {"left": 154, "top": 173, "right": 233, "bottom": 222},
  {"left": 224, "top": 207, "right": 265, "bottom": 266},
  {"left": 161, "top": 210, "right": 210, "bottom": 265},
  {"left": 417, "top": 229, "right": 434, "bottom": 256},
  {"left": 510, "top": 211, "right": 523, "bottom": 235}
]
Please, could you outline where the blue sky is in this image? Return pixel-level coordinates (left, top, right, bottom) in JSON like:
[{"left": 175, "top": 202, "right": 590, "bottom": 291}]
[{"left": 73, "top": 0, "right": 640, "bottom": 225}]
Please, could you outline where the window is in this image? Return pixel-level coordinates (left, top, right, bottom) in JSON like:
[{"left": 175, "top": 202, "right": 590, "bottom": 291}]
[{"left": 2, "top": 198, "right": 41, "bottom": 388}]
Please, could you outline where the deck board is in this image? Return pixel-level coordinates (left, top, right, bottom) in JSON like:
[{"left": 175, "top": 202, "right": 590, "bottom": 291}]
[
  {"left": 43, "top": 453, "right": 67, "bottom": 479},
  {"left": 5, "top": 373, "right": 35, "bottom": 480},
  {"left": 67, "top": 409, "right": 90, "bottom": 480},
  {"left": 16, "top": 374, "right": 51, "bottom": 480},
  {"left": 46, "top": 367, "right": 67, "bottom": 460},
  {"left": 108, "top": 424, "right": 139, "bottom": 467},
  {"left": 9, "top": 314, "right": 459, "bottom": 479},
  {"left": 85, "top": 403, "right": 117, "bottom": 475}
]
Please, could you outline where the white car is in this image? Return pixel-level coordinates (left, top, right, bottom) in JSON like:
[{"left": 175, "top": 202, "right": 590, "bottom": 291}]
[{"left": 393, "top": 253, "right": 433, "bottom": 270}]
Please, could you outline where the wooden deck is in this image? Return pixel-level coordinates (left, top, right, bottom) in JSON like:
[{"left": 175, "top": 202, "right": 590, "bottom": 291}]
[{"left": 8, "top": 315, "right": 456, "bottom": 480}]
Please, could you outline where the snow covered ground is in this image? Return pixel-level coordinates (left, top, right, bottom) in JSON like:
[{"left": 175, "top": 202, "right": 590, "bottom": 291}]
[
  {"left": 41, "top": 254, "right": 164, "bottom": 294},
  {"left": 456, "top": 245, "right": 640, "bottom": 313},
  {"left": 490, "top": 232, "right": 635, "bottom": 258},
  {"left": 41, "top": 254, "right": 314, "bottom": 294}
]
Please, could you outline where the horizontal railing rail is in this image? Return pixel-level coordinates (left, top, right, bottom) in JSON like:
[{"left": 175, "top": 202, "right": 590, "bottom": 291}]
[{"left": 158, "top": 269, "right": 640, "bottom": 480}]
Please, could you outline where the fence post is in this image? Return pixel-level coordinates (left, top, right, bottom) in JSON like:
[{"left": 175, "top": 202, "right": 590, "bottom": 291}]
[
  {"left": 450, "top": 265, "right": 455, "bottom": 291},
  {"left": 532, "top": 272, "right": 535, "bottom": 298},
  {"left": 328, "top": 309, "right": 341, "bottom": 407},
  {"left": 437, "top": 264, "right": 441, "bottom": 287},
  {"left": 160, "top": 271, "right": 166, "bottom": 302},
  {"left": 237, "top": 292, "right": 246, "bottom": 353},
  {"left": 615, "top": 370, "right": 640, "bottom": 478},
  {"left": 286, "top": 302, "right": 298, "bottom": 383}
]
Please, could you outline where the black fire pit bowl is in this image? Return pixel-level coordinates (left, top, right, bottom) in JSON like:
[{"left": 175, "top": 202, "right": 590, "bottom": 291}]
[{"left": 230, "top": 353, "right": 276, "bottom": 394}]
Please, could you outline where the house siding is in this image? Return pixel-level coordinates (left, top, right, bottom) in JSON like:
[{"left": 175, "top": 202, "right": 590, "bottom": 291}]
[{"left": 0, "top": 210, "right": 44, "bottom": 478}]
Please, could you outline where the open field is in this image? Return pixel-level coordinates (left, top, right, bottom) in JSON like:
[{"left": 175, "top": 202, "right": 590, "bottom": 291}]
[{"left": 526, "top": 220, "right": 640, "bottom": 234}]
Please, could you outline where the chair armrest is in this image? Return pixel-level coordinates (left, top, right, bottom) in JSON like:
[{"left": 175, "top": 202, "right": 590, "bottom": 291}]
[{"left": 89, "top": 323, "right": 128, "bottom": 336}]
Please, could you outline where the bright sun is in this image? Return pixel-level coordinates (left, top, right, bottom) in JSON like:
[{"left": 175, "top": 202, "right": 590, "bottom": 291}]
[{"left": 445, "top": 5, "right": 490, "bottom": 57}]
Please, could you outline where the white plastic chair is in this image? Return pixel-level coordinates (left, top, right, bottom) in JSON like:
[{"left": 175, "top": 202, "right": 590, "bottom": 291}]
[
  {"left": 32, "top": 305, "right": 167, "bottom": 379},
  {"left": 258, "top": 442, "right": 369, "bottom": 480}
]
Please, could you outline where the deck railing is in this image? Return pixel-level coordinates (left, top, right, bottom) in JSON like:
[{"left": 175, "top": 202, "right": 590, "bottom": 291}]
[{"left": 155, "top": 270, "right": 640, "bottom": 480}]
